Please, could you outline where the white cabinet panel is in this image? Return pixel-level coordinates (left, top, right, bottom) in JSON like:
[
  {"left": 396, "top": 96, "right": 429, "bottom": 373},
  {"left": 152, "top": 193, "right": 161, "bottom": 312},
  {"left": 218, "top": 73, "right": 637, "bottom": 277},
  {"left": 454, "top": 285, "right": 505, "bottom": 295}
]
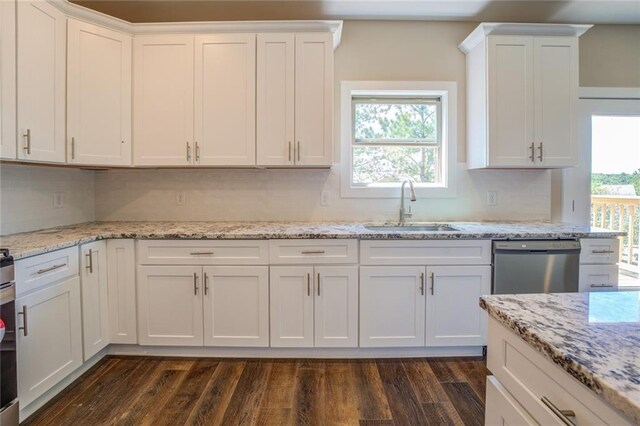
[
  {"left": 194, "top": 34, "right": 256, "bottom": 166},
  {"left": 80, "top": 241, "right": 109, "bottom": 360},
  {"left": 487, "top": 36, "right": 534, "bottom": 167},
  {"left": 0, "top": 0, "right": 16, "bottom": 159},
  {"left": 294, "top": 33, "right": 333, "bottom": 166},
  {"left": 579, "top": 264, "right": 619, "bottom": 292},
  {"left": 203, "top": 266, "right": 269, "bottom": 347},
  {"left": 270, "top": 266, "right": 314, "bottom": 347},
  {"left": 360, "top": 240, "right": 491, "bottom": 266},
  {"left": 137, "top": 240, "right": 269, "bottom": 266},
  {"left": 360, "top": 266, "right": 425, "bottom": 348},
  {"left": 137, "top": 266, "right": 203, "bottom": 346},
  {"left": 314, "top": 266, "right": 358, "bottom": 348},
  {"left": 580, "top": 238, "right": 620, "bottom": 265},
  {"left": 16, "top": 277, "right": 82, "bottom": 407},
  {"left": 269, "top": 239, "right": 358, "bottom": 265},
  {"left": 15, "top": 246, "right": 79, "bottom": 297},
  {"left": 107, "top": 239, "right": 137, "bottom": 344},
  {"left": 485, "top": 375, "right": 537, "bottom": 426},
  {"left": 256, "top": 33, "right": 295, "bottom": 166},
  {"left": 133, "top": 35, "right": 194, "bottom": 166},
  {"left": 16, "top": 0, "right": 66, "bottom": 163},
  {"left": 67, "top": 19, "right": 131, "bottom": 166},
  {"left": 425, "top": 265, "right": 491, "bottom": 347}
]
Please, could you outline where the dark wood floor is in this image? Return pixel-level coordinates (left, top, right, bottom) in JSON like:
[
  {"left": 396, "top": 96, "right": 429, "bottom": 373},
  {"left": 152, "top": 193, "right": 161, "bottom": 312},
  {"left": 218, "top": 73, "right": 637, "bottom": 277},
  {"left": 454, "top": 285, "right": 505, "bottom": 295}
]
[{"left": 24, "top": 356, "right": 489, "bottom": 426}]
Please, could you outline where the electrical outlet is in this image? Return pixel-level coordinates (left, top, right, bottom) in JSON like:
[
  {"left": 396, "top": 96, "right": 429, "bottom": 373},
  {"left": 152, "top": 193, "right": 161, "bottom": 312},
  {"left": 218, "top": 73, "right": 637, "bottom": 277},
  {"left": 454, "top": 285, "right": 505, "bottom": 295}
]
[
  {"left": 53, "top": 192, "right": 64, "bottom": 208},
  {"left": 176, "top": 191, "right": 186, "bottom": 206},
  {"left": 321, "top": 191, "right": 330, "bottom": 206},
  {"left": 486, "top": 191, "right": 497, "bottom": 206}
]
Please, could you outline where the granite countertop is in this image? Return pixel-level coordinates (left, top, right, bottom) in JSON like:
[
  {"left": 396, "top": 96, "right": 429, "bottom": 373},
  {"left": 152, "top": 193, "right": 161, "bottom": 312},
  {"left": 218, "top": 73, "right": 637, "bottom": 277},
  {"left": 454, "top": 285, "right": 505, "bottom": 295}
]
[
  {"left": 480, "top": 292, "right": 640, "bottom": 424},
  {"left": 0, "top": 220, "right": 624, "bottom": 260}
]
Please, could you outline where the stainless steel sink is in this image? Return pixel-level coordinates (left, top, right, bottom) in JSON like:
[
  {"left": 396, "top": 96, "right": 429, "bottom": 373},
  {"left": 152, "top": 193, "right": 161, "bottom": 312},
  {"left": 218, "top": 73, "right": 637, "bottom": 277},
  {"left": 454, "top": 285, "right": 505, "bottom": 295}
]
[{"left": 364, "top": 224, "right": 459, "bottom": 232}]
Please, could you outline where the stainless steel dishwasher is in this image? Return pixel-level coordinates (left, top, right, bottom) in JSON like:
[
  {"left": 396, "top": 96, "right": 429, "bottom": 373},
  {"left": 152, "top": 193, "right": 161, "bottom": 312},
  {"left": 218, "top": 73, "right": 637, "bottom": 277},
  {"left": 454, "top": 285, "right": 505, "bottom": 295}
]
[{"left": 493, "top": 240, "right": 581, "bottom": 294}]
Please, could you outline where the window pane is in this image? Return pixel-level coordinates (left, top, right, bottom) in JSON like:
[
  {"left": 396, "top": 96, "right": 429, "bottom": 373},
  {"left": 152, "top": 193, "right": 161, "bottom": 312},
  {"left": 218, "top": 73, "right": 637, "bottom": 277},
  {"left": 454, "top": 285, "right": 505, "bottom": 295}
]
[
  {"left": 352, "top": 146, "right": 440, "bottom": 184},
  {"left": 354, "top": 102, "right": 438, "bottom": 143}
]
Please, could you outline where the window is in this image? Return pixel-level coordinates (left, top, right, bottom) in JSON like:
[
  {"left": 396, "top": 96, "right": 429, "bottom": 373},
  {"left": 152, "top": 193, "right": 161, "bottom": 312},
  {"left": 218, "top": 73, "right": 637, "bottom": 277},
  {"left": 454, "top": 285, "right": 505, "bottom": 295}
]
[{"left": 341, "top": 81, "right": 457, "bottom": 198}]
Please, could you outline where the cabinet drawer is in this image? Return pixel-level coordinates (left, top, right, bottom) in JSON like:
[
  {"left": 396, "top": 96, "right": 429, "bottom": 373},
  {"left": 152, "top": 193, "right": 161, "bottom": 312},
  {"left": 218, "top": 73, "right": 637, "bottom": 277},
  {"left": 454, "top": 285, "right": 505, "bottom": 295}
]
[
  {"left": 15, "top": 246, "right": 79, "bottom": 296},
  {"left": 360, "top": 240, "right": 491, "bottom": 265},
  {"left": 579, "top": 264, "right": 619, "bottom": 292},
  {"left": 580, "top": 238, "right": 620, "bottom": 264},
  {"left": 137, "top": 240, "right": 269, "bottom": 265},
  {"left": 485, "top": 376, "right": 536, "bottom": 426},
  {"left": 269, "top": 240, "right": 358, "bottom": 264}
]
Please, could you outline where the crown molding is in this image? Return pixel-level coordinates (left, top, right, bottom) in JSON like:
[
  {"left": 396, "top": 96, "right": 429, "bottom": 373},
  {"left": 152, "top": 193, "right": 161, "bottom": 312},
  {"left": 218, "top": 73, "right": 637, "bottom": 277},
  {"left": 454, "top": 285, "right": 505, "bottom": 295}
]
[
  {"left": 49, "top": 0, "right": 344, "bottom": 48},
  {"left": 458, "top": 22, "right": 593, "bottom": 54}
]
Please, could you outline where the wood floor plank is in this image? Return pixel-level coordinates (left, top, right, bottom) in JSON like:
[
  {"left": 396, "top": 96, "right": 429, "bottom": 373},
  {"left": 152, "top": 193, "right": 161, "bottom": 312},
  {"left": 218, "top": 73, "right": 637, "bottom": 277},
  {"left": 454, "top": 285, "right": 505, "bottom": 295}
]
[
  {"left": 430, "top": 358, "right": 467, "bottom": 383},
  {"left": 402, "top": 358, "right": 450, "bottom": 403},
  {"left": 150, "top": 358, "right": 220, "bottom": 426},
  {"left": 442, "top": 382, "right": 485, "bottom": 426},
  {"left": 256, "top": 407, "right": 293, "bottom": 426},
  {"left": 359, "top": 420, "right": 394, "bottom": 425},
  {"left": 326, "top": 360, "right": 361, "bottom": 425},
  {"left": 456, "top": 359, "right": 488, "bottom": 401},
  {"left": 220, "top": 360, "right": 273, "bottom": 426},
  {"left": 376, "top": 359, "right": 427, "bottom": 426},
  {"left": 260, "top": 360, "right": 299, "bottom": 409},
  {"left": 353, "top": 360, "right": 393, "bottom": 421},
  {"left": 293, "top": 364, "right": 326, "bottom": 425},
  {"left": 187, "top": 360, "right": 246, "bottom": 426},
  {"left": 421, "top": 402, "right": 465, "bottom": 426}
]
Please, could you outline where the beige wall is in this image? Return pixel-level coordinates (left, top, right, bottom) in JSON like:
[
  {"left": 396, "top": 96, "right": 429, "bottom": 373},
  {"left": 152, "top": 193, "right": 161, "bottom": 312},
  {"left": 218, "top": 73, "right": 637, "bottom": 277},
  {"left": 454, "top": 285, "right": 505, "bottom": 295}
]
[{"left": 580, "top": 24, "right": 640, "bottom": 87}]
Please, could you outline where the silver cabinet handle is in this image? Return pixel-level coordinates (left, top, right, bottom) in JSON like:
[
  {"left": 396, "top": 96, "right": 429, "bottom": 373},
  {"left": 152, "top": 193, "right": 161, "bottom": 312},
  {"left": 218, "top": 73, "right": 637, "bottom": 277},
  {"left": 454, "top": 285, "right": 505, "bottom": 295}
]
[
  {"left": 195, "top": 141, "right": 200, "bottom": 162},
  {"left": 430, "top": 272, "right": 435, "bottom": 295},
  {"left": 86, "top": 249, "right": 93, "bottom": 274},
  {"left": 190, "top": 252, "right": 214, "bottom": 256},
  {"left": 204, "top": 272, "right": 209, "bottom": 296},
  {"left": 23, "top": 129, "right": 31, "bottom": 154},
  {"left": 186, "top": 141, "right": 192, "bottom": 162},
  {"left": 37, "top": 263, "right": 66, "bottom": 274},
  {"left": 288, "top": 141, "right": 292, "bottom": 162},
  {"left": 419, "top": 272, "right": 425, "bottom": 295},
  {"left": 592, "top": 249, "right": 615, "bottom": 254},
  {"left": 71, "top": 137, "right": 75, "bottom": 160},
  {"left": 541, "top": 396, "right": 576, "bottom": 426},
  {"left": 529, "top": 142, "right": 535, "bottom": 162},
  {"left": 538, "top": 142, "right": 543, "bottom": 162},
  {"left": 317, "top": 272, "right": 321, "bottom": 296},
  {"left": 193, "top": 273, "right": 199, "bottom": 295},
  {"left": 18, "top": 305, "right": 28, "bottom": 337},
  {"left": 591, "top": 284, "right": 614, "bottom": 288},
  {"left": 307, "top": 273, "right": 311, "bottom": 296},
  {"left": 297, "top": 141, "right": 301, "bottom": 162},
  {"left": 301, "top": 250, "right": 325, "bottom": 255}
]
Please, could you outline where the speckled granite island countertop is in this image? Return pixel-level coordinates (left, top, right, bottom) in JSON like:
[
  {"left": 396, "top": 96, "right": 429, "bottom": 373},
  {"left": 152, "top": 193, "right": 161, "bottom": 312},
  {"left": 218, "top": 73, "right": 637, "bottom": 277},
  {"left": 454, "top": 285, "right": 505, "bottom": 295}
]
[
  {"left": 0, "top": 220, "right": 624, "bottom": 260},
  {"left": 480, "top": 292, "right": 640, "bottom": 424}
]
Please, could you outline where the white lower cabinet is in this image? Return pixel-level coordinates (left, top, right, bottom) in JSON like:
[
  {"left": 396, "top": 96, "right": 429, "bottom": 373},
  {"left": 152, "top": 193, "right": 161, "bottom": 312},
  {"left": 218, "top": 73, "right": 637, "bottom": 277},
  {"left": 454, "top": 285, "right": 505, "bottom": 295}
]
[
  {"left": 579, "top": 264, "right": 619, "bottom": 292},
  {"left": 425, "top": 265, "right": 491, "bottom": 347},
  {"left": 485, "top": 375, "right": 536, "bottom": 425},
  {"left": 16, "top": 276, "right": 83, "bottom": 408},
  {"left": 270, "top": 265, "right": 358, "bottom": 348},
  {"left": 360, "top": 266, "right": 426, "bottom": 348},
  {"left": 106, "top": 240, "right": 137, "bottom": 344},
  {"left": 203, "top": 266, "right": 269, "bottom": 347},
  {"left": 80, "top": 241, "right": 109, "bottom": 360},
  {"left": 137, "top": 266, "right": 204, "bottom": 346}
]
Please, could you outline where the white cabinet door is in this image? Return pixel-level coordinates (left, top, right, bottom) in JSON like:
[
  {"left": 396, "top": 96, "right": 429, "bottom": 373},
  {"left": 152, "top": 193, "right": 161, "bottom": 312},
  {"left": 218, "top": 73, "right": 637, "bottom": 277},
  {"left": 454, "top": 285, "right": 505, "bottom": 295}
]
[
  {"left": 194, "top": 34, "right": 256, "bottom": 166},
  {"left": 425, "top": 265, "right": 491, "bottom": 347},
  {"left": 360, "top": 266, "right": 426, "bottom": 348},
  {"left": 0, "top": 0, "right": 16, "bottom": 159},
  {"left": 579, "top": 264, "right": 619, "bottom": 292},
  {"left": 80, "top": 241, "right": 109, "bottom": 360},
  {"left": 202, "top": 266, "right": 269, "bottom": 347},
  {"left": 106, "top": 239, "right": 137, "bottom": 344},
  {"left": 137, "top": 266, "right": 203, "bottom": 346},
  {"left": 67, "top": 19, "right": 132, "bottom": 166},
  {"left": 16, "top": 276, "right": 83, "bottom": 408},
  {"left": 133, "top": 35, "right": 194, "bottom": 166},
  {"left": 314, "top": 266, "right": 358, "bottom": 348},
  {"left": 534, "top": 37, "right": 578, "bottom": 167},
  {"left": 256, "top": 33, "right": 295, "bottom": 166},
  {"left": 16, "top": 0, "right": 66, "bottom": 163},
  {"left": 270, "top": 266, "right": 314, "bottom": 347},
  {"left": 485, "top": 376, "right": 537, "bottom": 426},
  {"left": 294, "top": 33, "right": 333, "bottom": 166},
  {"left": 487, "top": 36, "right": 535, "bottom": 167}
]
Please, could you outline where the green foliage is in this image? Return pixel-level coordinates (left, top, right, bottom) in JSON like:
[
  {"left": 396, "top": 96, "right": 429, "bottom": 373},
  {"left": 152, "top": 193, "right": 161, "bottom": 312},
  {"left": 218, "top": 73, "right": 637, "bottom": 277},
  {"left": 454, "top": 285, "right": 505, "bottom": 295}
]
[{"left": 591, "top": 169, "right": 640, "bottom": 195}]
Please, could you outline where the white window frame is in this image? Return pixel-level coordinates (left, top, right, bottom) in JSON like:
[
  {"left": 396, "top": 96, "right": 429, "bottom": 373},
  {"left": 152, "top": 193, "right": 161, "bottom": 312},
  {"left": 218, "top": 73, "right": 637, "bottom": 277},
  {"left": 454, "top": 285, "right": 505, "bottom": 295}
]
[{"left": 340, "top": 81, "right": 457, "bottom": 199}]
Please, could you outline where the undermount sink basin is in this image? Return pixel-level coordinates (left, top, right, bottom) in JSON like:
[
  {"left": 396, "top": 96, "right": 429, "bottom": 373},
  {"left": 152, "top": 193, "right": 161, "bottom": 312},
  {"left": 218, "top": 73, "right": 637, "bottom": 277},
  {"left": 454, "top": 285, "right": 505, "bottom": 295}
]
[{"left": 364, "top": 224, "right": 459, "bottom": 232}]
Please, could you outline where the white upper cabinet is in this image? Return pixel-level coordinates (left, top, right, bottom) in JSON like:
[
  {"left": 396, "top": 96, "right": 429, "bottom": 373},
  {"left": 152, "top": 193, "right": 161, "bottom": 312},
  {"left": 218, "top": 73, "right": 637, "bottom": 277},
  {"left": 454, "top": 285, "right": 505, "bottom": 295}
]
[
  {"left": 461, "top": 23, "right": 589, "bottom": 169},
  {"left": 195, "top": 34, "right": 256, "bottom": 166},
  {"left": 257, "top": 32, "right": 333, "bottom": 166},
  {"left": 0, "top": 0, "right": 16, "bottom": 159},
  {"left": 133, "top": 35, "right": 194, "bottom": 166},
  {"left": 16, "top": 0, "right": 66, "bottom": 163},
  {"left": 67, "top": 19, "right": 132, "bottom": 166}
]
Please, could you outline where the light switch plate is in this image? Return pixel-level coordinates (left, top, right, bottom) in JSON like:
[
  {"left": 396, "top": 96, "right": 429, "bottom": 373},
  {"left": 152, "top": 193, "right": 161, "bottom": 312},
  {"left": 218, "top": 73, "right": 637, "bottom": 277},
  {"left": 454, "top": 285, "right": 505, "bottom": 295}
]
[
  {"left": 321, "top": 191, "right": 330, "bottom": 206},
  {"left": 53, "top": 192, "right": 64, "bottom": 208},
  {"left": 487, "top": 191, "right": 497, "bottom": 206},
  {"left": 176, "top": 191, "right": 186, "bottom": 206}
]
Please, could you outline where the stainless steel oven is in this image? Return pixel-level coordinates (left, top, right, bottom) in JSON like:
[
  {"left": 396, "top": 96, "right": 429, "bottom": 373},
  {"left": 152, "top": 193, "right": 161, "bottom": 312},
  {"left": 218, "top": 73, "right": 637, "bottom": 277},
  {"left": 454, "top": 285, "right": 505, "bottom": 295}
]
[{"left": 0, "top": 249, "right": 18, "bottom": 426}]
